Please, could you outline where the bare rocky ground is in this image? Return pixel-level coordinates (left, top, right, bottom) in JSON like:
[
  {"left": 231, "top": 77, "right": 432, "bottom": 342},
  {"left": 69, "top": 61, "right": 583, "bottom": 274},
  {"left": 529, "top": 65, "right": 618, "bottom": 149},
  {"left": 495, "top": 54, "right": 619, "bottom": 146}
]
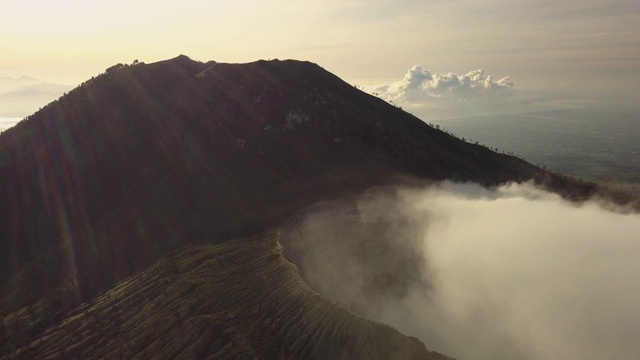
[{"left": 2, "top": 231, "right": 452, "bottom": 359}]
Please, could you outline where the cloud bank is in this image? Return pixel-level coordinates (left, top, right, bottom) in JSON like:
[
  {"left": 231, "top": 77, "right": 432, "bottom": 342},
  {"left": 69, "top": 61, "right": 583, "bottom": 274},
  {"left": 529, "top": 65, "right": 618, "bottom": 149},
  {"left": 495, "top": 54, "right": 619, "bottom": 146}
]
[
  {"left": 362, "top": 66, "right": 599, "bottom": 121},
  {"left": 368, "top": 66, "right": 514, "bottom": 105},
  {"left": 284, "top": 182, "right": 640, "bottom": 360}
]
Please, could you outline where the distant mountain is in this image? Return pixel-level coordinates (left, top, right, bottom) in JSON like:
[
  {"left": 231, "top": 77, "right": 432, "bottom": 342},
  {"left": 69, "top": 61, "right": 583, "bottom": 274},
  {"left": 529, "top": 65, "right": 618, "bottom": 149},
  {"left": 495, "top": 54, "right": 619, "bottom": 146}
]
[
  {"left": 0, "top": 75, "right": 42, "bottom": 93},
  {"left": 0, "top": 55, "right": 626, "bottom": 358},
  {"left": 0, "top": 76, "right": 72, "bottom": 118}
]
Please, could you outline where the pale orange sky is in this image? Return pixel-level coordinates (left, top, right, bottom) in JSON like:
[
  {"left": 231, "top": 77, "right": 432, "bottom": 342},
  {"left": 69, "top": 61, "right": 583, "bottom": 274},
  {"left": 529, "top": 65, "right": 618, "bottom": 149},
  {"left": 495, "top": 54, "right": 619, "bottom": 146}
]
[{"left": 2, "top": 0, "right": 639, "bottom": 117}]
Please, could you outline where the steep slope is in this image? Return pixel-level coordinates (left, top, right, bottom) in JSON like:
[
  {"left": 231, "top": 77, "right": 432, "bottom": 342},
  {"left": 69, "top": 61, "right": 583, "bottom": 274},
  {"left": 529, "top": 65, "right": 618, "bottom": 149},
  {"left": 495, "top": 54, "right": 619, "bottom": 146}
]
[
  {"left": 0, "top": 55, "right": 610, "bottom": 358},
  {"left": 1, "top": 232, "right": 452, "bottom": 360},
  {"left": 0, "top": 55, "right": 571, "bottom": 313}
]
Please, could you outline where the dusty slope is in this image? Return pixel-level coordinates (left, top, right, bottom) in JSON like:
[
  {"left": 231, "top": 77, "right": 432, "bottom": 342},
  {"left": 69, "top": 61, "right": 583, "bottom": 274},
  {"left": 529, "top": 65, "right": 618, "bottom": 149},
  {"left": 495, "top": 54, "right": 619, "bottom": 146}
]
[{"left": 1, "top": 231, "right": 452, "bottom": 360}]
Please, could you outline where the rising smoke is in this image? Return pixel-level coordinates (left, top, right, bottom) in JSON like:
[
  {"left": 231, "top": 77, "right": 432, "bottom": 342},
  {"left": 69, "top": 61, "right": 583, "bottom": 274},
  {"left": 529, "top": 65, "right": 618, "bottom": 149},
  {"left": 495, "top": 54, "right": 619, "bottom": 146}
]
[{"left": 283, "top": 181, "right": 640, "bottom": 360}]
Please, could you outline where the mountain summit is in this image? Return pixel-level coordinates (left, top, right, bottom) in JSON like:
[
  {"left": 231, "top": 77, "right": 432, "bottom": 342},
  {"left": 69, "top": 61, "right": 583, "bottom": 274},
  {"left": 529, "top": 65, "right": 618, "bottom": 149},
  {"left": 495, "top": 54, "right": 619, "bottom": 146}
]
[{"left": 0, "top": 55, "right": 602, "bottom": 358}]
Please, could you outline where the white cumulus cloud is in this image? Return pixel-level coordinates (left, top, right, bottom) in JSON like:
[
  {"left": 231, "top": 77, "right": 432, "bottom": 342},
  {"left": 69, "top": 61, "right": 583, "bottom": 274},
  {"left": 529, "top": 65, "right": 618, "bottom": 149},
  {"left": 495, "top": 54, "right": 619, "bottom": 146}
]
[
  {"left": 363, "top": 66, "right": 528, "bottom": 120},
  {"left": 369, "top": 66, "right": 514, "bottom": 104}
]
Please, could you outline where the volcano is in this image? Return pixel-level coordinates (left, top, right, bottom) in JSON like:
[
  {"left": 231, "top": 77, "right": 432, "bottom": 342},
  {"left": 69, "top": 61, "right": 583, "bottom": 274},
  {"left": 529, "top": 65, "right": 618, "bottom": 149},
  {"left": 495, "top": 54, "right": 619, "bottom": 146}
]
[{"left": 0, "top": 55, "right": 613, "bottom": 358}]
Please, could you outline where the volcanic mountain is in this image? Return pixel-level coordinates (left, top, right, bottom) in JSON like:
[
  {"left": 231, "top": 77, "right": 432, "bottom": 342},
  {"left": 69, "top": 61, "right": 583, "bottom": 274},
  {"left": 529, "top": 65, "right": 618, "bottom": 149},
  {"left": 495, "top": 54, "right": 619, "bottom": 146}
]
[{"left": 0, "top": 55, "right": 616, "bottom": 358}]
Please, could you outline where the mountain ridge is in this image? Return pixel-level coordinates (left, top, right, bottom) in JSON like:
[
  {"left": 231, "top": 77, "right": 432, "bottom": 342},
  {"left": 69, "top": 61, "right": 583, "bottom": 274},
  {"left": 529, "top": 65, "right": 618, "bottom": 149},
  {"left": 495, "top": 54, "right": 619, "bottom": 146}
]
[
  {"left": 0, "top": 55, "right": 626, "bottom": 358},
  {"left": 2, "top": 232, "right": 454, "bottom": 359}
]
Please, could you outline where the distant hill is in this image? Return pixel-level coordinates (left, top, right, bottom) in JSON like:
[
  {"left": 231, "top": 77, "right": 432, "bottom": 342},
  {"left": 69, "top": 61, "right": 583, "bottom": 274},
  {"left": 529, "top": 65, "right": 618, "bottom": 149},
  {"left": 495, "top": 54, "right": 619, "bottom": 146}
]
[
  {"left": 0, "top": 76, "right": 42, "bottom": 93},
  {"left": 0, "top": 76, "right": 72, "bottom": 118},
  {"left": 0, "top": 55, "right": 628, "bottom": 358},
  {"left": 433, "top": 109, "right": 640, "bottom": 186}
]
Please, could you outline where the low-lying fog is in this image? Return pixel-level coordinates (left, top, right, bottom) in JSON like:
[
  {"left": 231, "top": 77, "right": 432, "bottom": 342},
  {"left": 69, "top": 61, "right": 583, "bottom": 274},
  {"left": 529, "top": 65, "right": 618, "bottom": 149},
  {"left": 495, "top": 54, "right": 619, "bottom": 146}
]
[{"left": 283, "top": 182, "right": 640, "bottom": 360}]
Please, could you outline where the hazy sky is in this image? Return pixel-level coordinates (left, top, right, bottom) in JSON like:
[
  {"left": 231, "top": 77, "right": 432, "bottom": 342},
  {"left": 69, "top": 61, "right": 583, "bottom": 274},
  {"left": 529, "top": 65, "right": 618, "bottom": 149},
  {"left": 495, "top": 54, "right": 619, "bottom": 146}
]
[{"left": 2, "top": 0, "right": 638, "bottom": 87}]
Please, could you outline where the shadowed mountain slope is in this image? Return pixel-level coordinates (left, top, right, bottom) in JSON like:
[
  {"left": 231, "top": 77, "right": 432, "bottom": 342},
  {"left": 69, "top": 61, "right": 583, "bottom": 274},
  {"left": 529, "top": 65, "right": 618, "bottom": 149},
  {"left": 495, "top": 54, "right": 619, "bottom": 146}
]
[
  {"left": 2, "top": 233, "right": 452, "bottom": 359},
  {"left": 0, "top": 55, "right": 612, "bottom": 358}
]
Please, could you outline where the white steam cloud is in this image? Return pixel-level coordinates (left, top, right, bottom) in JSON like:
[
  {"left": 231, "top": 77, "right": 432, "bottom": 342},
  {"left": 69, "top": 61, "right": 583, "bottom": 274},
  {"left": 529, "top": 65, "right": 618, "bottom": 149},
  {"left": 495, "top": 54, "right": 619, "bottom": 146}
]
[
  {"left": 368, "top": 66, "right": 514, "bottom": 105},
  {"left": 284, "top": 182, "right": 640, "bottom": 360}
]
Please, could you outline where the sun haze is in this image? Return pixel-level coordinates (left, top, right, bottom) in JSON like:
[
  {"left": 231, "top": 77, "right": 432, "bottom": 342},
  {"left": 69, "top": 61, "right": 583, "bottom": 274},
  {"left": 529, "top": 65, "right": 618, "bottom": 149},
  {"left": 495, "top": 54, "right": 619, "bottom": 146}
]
[{"left": 2, "top": 0, "right": 638, "bottom": 92}]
